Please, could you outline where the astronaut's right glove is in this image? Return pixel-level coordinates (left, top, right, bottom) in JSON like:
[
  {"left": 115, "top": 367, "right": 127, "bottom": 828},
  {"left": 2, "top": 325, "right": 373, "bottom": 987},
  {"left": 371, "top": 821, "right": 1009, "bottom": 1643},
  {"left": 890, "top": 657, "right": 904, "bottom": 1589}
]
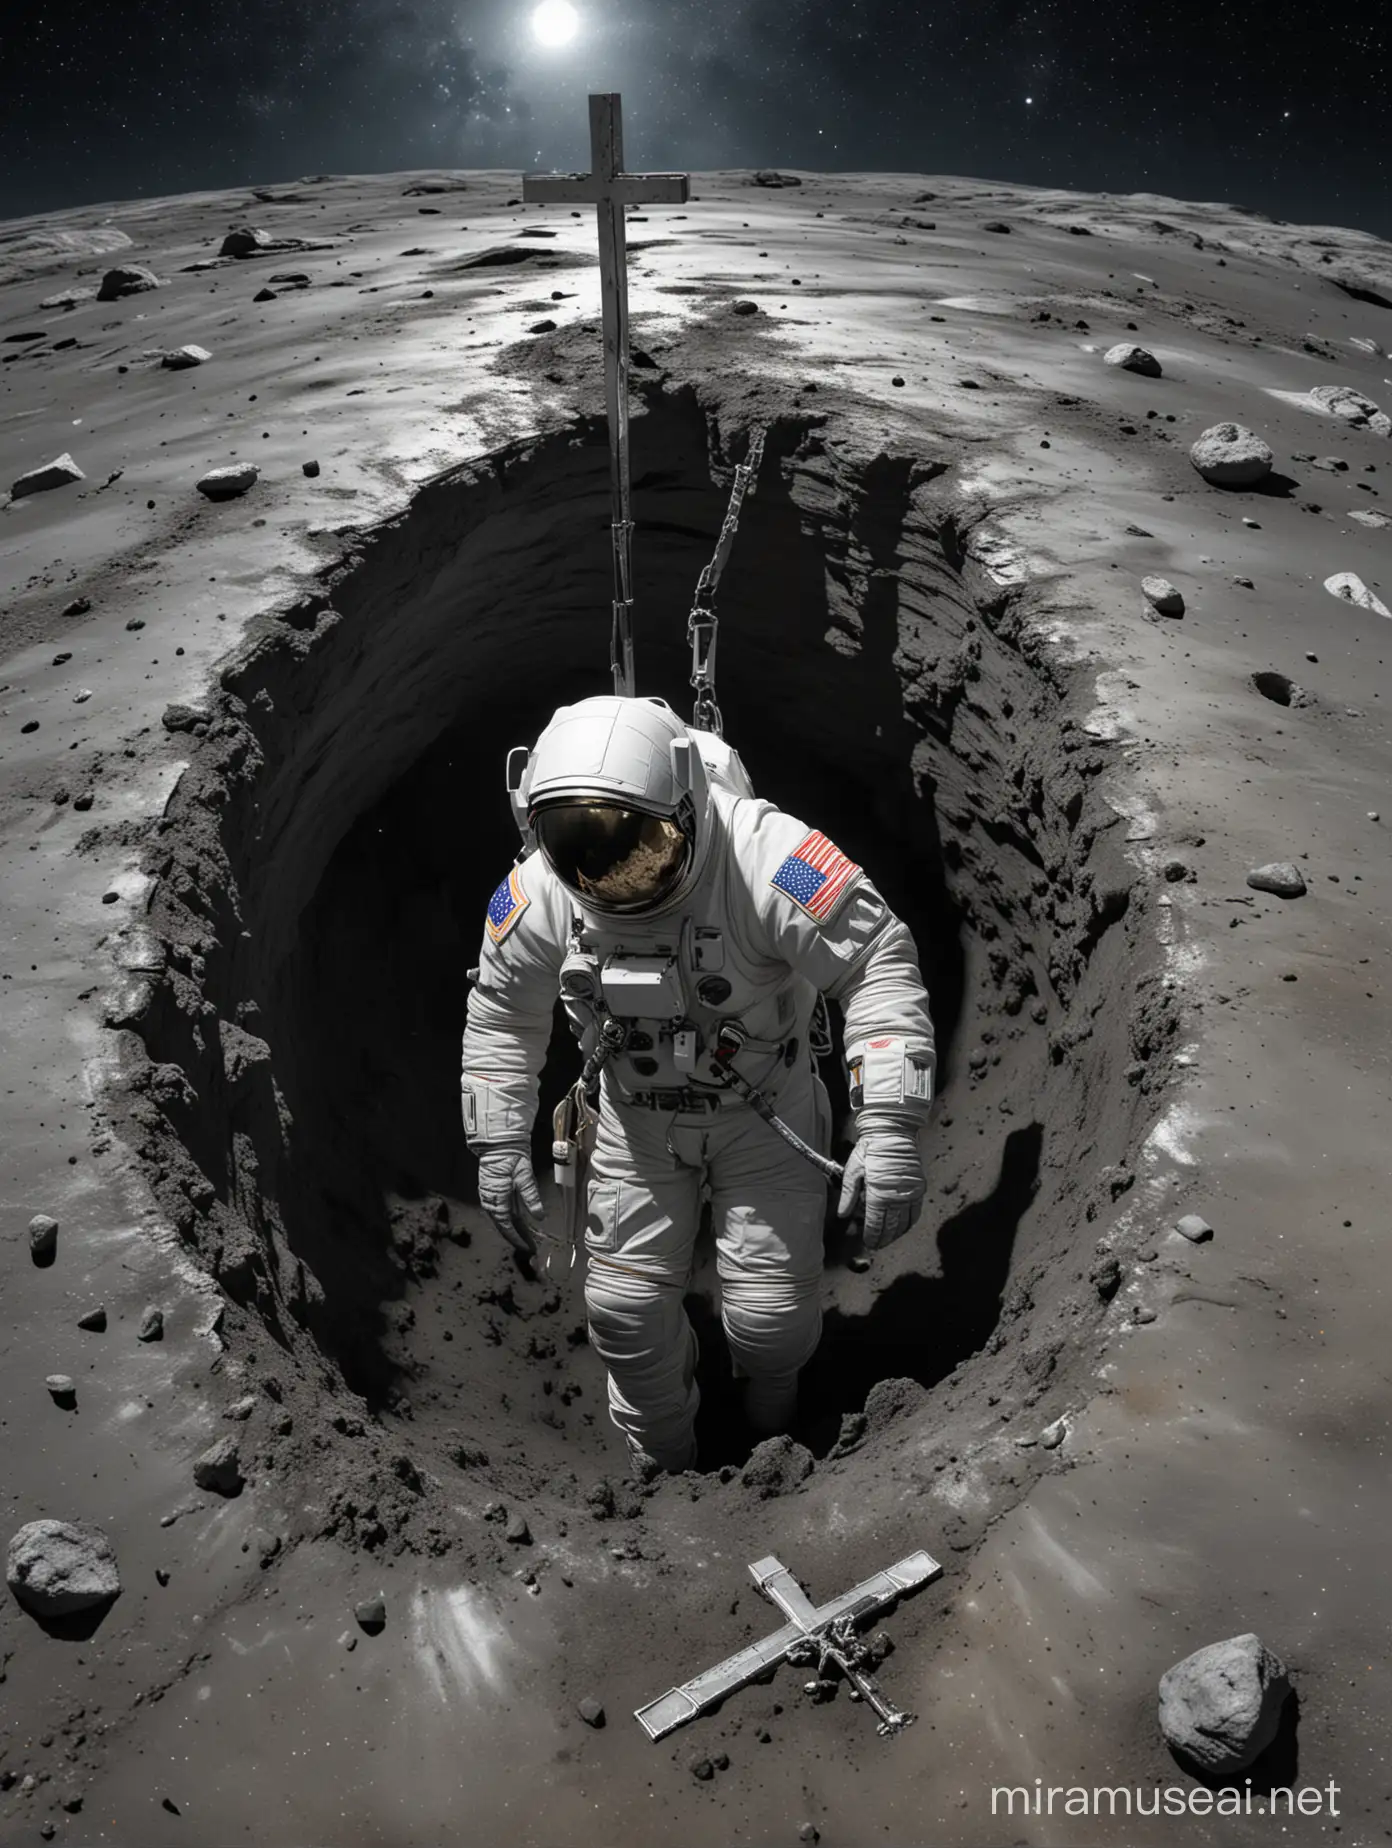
[
  {"left": 476, "top": 1142, "right": 545, "bottom": 1257},
  {"left": 836, "top": 1123, "right": 926, "bottom": 1251}
]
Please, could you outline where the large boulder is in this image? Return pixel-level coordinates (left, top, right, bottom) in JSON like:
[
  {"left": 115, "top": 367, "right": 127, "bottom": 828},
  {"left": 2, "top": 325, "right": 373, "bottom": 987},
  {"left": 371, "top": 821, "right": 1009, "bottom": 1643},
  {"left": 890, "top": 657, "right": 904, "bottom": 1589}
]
[
  {"left": 7, "top": 1520, "right": 121, "bottom": 1617},
  {"left": 1159, "top": 1633, "right": 1292, "bottom": 1773},
  {"left": 96, "top": 265, "right": 161, "bottom": 301},
  {"left": 1189, "top": 422, "right": 1274, "bottom": 486},
  {"left": 12, "top": 454, "right": 84, "bottom": 499}
]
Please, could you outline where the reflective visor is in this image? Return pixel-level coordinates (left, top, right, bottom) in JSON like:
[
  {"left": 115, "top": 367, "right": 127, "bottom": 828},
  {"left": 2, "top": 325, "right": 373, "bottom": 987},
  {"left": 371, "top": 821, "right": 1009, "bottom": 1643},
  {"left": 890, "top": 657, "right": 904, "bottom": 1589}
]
[{"left": 533, "top": 802, "right": 690, "bottom": 911}]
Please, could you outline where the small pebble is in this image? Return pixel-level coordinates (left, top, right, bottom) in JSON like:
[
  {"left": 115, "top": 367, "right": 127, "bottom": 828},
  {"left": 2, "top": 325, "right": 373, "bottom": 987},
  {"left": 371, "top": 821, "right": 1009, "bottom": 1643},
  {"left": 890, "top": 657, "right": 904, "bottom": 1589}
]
[
  {"left": 28, "top": 1213, "right": 59, "bottom": 1262},
  {"left": 1175, "top": 1213, "right": 1214, "bottom": 1242},
  {"left": 689, "top": 1755, "right": 714, "bottom": 1781},
  {"left": 76, "top": 1306, "right": 107, "bottom": 1331},
  {"left": 354, "top": 1593, "right": 386, "bottom": 1631},
  {"left": 577, "top": 1696, "right": 605, "bottom": 1728}
]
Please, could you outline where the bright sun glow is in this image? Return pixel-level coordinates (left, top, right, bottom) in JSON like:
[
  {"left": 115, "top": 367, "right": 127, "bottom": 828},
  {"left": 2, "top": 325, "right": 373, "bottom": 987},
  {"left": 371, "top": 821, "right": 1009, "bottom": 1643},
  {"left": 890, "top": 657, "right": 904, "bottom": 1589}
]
[{"left": 531, "top": 0, "right": 579, "bottom": 46}]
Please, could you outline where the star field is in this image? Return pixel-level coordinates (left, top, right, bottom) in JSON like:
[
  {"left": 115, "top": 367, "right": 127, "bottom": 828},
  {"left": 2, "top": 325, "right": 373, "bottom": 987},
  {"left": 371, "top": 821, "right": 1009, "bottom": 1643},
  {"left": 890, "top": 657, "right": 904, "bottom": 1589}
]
[{"left": 0, "top": 0, "right": 1386, "bottom": 236}]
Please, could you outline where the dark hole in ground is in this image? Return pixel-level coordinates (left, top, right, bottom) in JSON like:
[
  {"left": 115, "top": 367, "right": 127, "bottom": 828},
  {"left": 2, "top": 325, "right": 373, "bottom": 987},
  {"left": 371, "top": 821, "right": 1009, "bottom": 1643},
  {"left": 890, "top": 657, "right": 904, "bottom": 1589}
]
[{"left": 138, "top": 386, "right": 1139, "bottom": 1506}]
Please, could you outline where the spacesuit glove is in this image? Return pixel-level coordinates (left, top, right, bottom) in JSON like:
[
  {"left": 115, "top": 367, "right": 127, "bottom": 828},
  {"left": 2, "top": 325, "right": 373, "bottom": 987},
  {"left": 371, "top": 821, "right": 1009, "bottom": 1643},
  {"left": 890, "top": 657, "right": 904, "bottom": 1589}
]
[
  {"left": 836, "top": 1122, "right": 925, "bottom": 1251},
  {"left": 476, "top": 1141, "right": 545, "bottom": 1257}
]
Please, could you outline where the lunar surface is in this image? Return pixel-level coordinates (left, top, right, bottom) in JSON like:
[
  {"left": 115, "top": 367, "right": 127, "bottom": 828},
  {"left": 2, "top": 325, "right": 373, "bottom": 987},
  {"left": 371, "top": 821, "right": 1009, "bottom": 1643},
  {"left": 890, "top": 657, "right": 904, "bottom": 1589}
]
[{"left": 1, "top": 166, "right": 1388, "bottom": 1845}]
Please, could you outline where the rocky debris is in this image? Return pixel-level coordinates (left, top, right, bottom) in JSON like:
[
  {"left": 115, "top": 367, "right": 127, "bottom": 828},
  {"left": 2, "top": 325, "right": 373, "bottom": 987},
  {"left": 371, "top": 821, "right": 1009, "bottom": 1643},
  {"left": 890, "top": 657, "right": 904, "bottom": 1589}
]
[
  {"left": 46, "top": 1375, "right": 77, "bottom": 1406},
  {"left": 504, "top": 1512, "right": 531, "bottom": 1545},
  {"left": 403, "top": 178, "right": 469, "bottom": 194},
  {"left": 1348, "top": 507, "right": 1392, "bottom": 529},
  {"left": 1090, "top": 1254, "right": 1122, "bottom": 1300},
  {"left": 828, "top": 1411, "right": 867, "bottom": 1458},
  {"left": 354, "top": 1593, "right": 386, "bottom": 1632},
  {"left": 137, "top": 1305, "right": 164, "bottom": 1342},
  {"left": 528, "top": 318, "right": 557, "bottom": 334},
  {"left": 1246, "top": 862, "right": 1307, "bottom": 898},
  {"left": 798, "top": 1827, "right": 821, "bottom": 1844},
  {"left": 1324, "top": 571, "right": 1390, "bottom": 617},
  {"left": 1175, "top": 1213, "right": 1214, "bottom": 1243},
  {"left": 576, "top": 1696, "right": 605, "bottom": 1728},
  {"left": 192, "top": 1436, "right": 244, "bottom": 1496},
  {"left": 302, "top": 459, "right": 320, "bottom": 477},
  {"left": 76, "top": 1306, "right": 107, "bottom": 1332},
  {"left": 1308, "top": 383, "right": 1391, "bottom": 436},
  {"left": 255, "top": 1531, "right": 282, "bottom": 1565},
  {"left": 12, "top": 454, "right": 85, "bottom": 499},
  {"left": 1158, "top": 1633, "right": 1292, "bottom": 1773},
  {"left": 731, "top": 299, "right": 760, "bottom": 315},
  {"left": 97, "top": 264, "right": 161, "bottom": 300},
  {"left": 196, "top": 463, "right": 259, "bottom": 501},
  {"left": 1133, "top": 1305, "right": 1157, "bottom": 1324},
  {"left": 6, "top": 1519, "right": 121, "bottom": 1616},
  {"left": 982, "top": 220, "right": 1011, "bottom": 232},
  {"left": 225, "top": 1395, "right": 258, "bottom": 1421},
  {"left": 750, "top": 170, "right": 802, "bottom": 186},
  {"left": 689, "top": 1754, "right": 715, "bottom": 1780},
  {"left": 62, "top": 595, "right": 92, "bottom": 615},
  {"left": 1039, "top": 1418, "right": 1067, "bottom": 1449},
  {"left": 1141, "top": 575, "right": 1184, "bottom": 616},
  {"left": 162, "top": 702, "right": 208, "bottom": 733},
  {"left": 861, "top": 1376, "right": 927, "bottom": 1439},
  {"left": 1104, "top": 342, "right": 1162, "bottom": 376},
  {"left": 28, "top": 1213, "right": 59, "bottom": 1262},
  {"left": 741, "top": 1435, "right": 814, "bottom": 1499},
  {"left": 162, "top": 345, "right": 211, "bottom": 369},
  {"left": 253, "top": 287, "right": 277, "bottom": 303},
  {"left": 1190, "top": 422, "right": 1274, "bottom": 487}
]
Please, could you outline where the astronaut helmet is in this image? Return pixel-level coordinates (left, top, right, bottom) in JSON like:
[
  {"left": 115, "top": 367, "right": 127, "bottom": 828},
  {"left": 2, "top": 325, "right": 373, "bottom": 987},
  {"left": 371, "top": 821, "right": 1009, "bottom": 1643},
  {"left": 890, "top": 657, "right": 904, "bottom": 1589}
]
[{"left": 520, "top": 695, "right": 713, "bottom": 915}]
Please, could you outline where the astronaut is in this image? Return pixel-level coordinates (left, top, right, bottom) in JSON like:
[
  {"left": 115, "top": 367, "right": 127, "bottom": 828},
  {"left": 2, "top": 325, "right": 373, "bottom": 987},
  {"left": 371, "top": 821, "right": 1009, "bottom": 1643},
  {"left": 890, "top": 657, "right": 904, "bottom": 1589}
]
[{"left": 460, "top": 694, "right": 936, "bottom": 1475}]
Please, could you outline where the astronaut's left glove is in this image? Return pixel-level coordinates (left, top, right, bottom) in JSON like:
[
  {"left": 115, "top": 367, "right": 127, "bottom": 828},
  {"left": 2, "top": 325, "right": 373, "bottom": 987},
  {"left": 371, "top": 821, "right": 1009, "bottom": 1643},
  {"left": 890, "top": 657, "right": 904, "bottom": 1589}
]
[{"left": 836, "top": 1122, "right": 926, "bottom": 1250}]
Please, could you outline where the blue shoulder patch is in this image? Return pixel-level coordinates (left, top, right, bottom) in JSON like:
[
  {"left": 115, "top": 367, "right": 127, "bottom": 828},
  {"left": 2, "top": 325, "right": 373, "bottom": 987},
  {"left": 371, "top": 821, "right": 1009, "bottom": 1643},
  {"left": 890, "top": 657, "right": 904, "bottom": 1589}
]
[{"left": 486, "top": 866, "right": 530, "bottom": 944}]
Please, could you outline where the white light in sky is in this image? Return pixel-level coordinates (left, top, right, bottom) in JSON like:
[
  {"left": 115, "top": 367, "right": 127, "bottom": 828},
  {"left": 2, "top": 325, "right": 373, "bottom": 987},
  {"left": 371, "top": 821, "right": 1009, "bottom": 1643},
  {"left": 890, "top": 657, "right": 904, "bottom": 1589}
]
[
  {"left": 1025, "top": 95, "right": 1033, "bottom": 104},
  {"left": 531, "top": 0, "right": 579, "bottom": 46}
]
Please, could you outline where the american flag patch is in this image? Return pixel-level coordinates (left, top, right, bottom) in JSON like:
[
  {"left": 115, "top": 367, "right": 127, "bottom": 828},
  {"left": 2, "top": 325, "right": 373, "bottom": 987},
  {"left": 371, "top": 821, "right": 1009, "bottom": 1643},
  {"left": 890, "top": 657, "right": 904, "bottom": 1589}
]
[
  {"left": 485, "top": 866, "right": 530, "bottom": 944},
  {"left": 770, "top": 830, "right": 862, "bottom": 922}
]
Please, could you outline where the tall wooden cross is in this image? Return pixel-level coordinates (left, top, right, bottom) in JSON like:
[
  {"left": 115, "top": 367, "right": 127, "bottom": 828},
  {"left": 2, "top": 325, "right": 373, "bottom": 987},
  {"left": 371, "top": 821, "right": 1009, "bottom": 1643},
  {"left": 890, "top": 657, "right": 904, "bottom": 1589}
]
[{"left": 523, "top": 95, "right": 689, "bottom": 698}]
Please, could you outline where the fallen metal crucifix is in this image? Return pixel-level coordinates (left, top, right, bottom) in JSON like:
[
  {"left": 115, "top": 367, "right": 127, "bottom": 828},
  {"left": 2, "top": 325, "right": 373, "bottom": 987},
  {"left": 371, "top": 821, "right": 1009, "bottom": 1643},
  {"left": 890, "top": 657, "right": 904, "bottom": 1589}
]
[{"left": 635, "top": 1548, "right": 941, "bottom": 1741}]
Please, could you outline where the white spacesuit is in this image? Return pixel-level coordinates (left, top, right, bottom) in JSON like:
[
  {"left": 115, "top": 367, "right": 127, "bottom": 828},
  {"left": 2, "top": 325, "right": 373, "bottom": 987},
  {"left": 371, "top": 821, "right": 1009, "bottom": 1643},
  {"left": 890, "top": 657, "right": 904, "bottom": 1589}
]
[{"left": 460, "top": 695, "right": 936, "bottom": 1474}]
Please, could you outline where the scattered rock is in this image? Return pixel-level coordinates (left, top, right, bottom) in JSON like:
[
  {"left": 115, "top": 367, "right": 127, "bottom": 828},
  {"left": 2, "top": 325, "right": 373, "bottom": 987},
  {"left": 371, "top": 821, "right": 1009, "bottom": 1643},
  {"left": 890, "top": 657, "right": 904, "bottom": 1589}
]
[
  {"left": 137, "top": 1305, "right": 164, "bottom": 1342},
  {"left": 750, "top": 170, "right": 802, "bottom": 186},
  {"left": 253, "top": 287, "right": 277, "bottom": 303},
  {"left": 192, "top": 1436, "right": 244, "bottom": 1496},
  {"left": 798, "top": 1825, "right": 821, "bottom": 1843},
  {"left": 28, "top": 1213, "right": 59, "bottom": 1262},
  {"left": 1175, "top": 1213, "right": 1214, "bottom": 1243},
  {"left": 224, "top": 1395, "right": 258, "bottom": 1421},
  {"left": 97, "top": 265, "right": 161, "bottom": 300},
  {"left": 220, "top": 227, "right": 277, "bottom": 257},
  {"left": 1246, "top": 862, "right": 1307, "bottom": 898},
  {"left": 1324, "top": 571, "right": 1390, "bottom": 617},
  {"left": 1090, "top": 1255, "right": 1122, "bottom": 1301},
  {"left": 891, "top": 375, "right": 905, "bottom": 387},
  {"left": 1158, "top": 1634, "right": 1292, "bottom": 1773},
  {"left": 46, "top": 1376, "right": 77, "bottom": 1406},
  {"left": 162, "top": 345, "right": 211, "bottom": 369},
  {"left": 731, "top": 299, "right": 760, "bottom": 315},
  {"left": 1104, "top": 342, "right": 1162, "bottom": 376},
  {"left": 689, "top": 1754, "right": 714, "bottom": 1780},
  {"left": 302, "top": 459, "right": 320, "bottom": 477},
  {"left": 1133, "top": 1305, "right": 1157, "bottom": 1324},
  {"left": 528, "top": 318, "right": 557, "bottom": 333},
  {"left": 354, "top": 1593, "right": 386, "bottom": 1632},
  {"left": 12, "top": 455, "right": 85, "bottom": 500},
  {"left": 196, "top": 463, "right": 259, "bottom": 501},
  {"left": 504, "top": 1512, "right": 531, "bottom": 1545},
  {"left": 1141, "top": 575, "right": 1184, "bottom": 615},
  {"left": 1307, "top": 383, "right": 1391, "bottom": 437},
  {"left": 254, "top": 1531, "right": 282, "bottom": 1564},
  {"left": 1039, "top": 1418, "right": 1067, "bottom": 1449},
  {"left": 6, "top": 1519, "right": 121, "bottom": 1616},
  {"left": 62, "top": 595, "right": 92, "bottom": 615},
  {"left": 1190, "top": 422, "right": 1274, "bottom": 486},
  {"left": 577, "top": 1696, "right": 605, "bottom": 1728},
  {"left": 741, "top": 1435, "right": 814, "bottom": 1499},
  {"left": 982, "top": 220, "right": 1011, "bottom": 233},
  {"left": 76, "top": 1306, "right": 106, "bottom": 1332}
]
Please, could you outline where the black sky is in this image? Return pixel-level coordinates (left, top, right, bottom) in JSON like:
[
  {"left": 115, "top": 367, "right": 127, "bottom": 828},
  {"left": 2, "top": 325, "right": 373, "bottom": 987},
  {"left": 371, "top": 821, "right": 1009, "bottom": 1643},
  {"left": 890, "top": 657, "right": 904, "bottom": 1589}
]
[{"left": 2, "top": 0, "right": 1387, "bottom": 238}]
